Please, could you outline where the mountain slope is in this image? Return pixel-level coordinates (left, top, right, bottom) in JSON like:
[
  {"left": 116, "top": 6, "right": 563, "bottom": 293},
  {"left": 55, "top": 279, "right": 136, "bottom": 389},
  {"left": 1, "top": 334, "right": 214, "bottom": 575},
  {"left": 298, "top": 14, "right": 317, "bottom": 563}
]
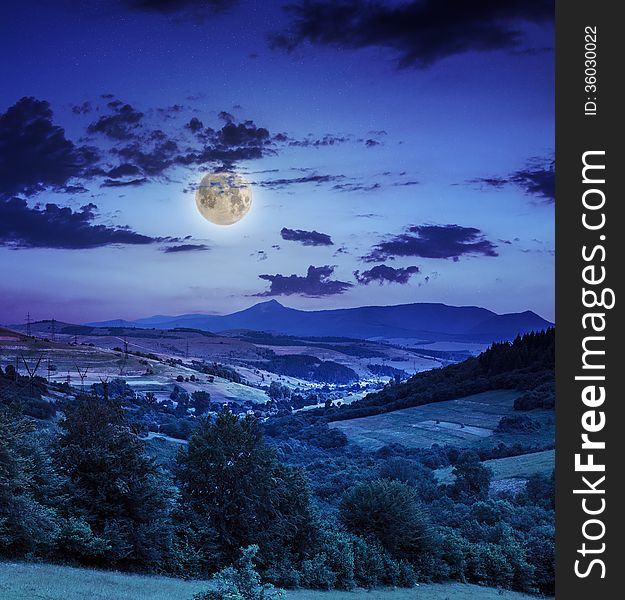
[{"left": 87, "top": 300, "right": 553, "bottom": 343}]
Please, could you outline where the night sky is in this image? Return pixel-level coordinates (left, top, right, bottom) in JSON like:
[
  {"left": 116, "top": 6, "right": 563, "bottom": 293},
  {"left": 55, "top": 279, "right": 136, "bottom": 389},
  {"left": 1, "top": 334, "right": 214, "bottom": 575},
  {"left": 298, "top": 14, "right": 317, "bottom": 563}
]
[{"left": 0, "top": 0, "right": 554, "bottom": 324}]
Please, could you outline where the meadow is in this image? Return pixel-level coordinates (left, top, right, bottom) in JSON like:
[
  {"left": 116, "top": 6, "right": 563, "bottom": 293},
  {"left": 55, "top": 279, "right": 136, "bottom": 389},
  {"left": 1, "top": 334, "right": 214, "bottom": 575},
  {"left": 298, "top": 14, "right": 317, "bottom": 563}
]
[
  {"left": 434, "top": 449, "right": 555, "bottom": 484},
  {"left": 328, "top": 390, "right": 537, "bottom": 450},
  {"left": 0, "top": 562, "right": 548, "bottom": 600}
]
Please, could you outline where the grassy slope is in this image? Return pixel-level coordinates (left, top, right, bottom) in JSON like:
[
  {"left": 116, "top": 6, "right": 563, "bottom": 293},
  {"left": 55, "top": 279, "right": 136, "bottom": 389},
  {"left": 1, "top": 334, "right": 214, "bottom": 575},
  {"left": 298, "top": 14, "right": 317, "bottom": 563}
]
[
  {"left": 329, "top": 390, "right": 554, "bottom": 451},
  {"left": 0, "top": 562, "right": 546, "bottom": 600},
  {"left": 435, "top": 449, "right": 555, "bottom": 484}
]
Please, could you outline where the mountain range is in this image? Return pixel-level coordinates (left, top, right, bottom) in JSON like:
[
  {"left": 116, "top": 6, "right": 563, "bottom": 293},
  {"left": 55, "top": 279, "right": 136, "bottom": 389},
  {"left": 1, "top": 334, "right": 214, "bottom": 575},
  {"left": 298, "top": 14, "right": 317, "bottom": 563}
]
[{"left": 86, "top": 300, "right": 553, "bottom": 343}]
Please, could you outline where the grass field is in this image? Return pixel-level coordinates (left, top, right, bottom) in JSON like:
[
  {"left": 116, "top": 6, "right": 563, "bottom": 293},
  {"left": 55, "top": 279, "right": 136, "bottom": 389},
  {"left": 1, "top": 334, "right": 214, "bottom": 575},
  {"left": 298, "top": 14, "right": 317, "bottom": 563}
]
[
  {"left": 329, "top": 390, "right": 553, "bottom": 450},
  {"left": 435, "top": 449, "right": 555, "bottom": 484},
  {"left": 0, "top": 562, "right": 548, "bottom": 600}
]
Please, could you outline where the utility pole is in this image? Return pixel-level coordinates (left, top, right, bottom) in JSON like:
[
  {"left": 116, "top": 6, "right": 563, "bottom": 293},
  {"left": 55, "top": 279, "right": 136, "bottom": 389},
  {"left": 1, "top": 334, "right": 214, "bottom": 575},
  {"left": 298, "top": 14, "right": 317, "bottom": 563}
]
[
  {"left": 26, "top": 312, "right": 32, "bottom": 337},
  {"left": 50, "top": 318, "right": 56, "bottom": 342}
]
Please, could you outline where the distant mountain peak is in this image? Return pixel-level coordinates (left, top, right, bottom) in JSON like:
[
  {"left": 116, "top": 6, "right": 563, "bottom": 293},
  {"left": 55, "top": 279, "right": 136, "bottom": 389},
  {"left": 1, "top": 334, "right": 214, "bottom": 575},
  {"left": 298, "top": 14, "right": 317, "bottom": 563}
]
[
  {"left": 260, "top": 299, "right": 283, "bottom": 307},
  {"left": 86, "top": 300, "right": 552, "bottom": 343}
]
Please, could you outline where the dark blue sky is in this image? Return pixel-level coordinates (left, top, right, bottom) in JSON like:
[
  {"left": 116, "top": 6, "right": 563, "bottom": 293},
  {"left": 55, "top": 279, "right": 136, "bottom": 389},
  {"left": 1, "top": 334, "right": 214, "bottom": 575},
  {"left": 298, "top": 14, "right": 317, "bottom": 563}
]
[{"left": 0, "top": 0, "right": 554, "bottom": 324}]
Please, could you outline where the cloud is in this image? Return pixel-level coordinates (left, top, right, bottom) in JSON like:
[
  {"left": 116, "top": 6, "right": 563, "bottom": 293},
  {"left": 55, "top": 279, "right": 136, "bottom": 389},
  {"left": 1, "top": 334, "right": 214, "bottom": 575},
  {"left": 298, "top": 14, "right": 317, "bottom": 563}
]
[
  {"left": 105, "top": 163, "right": 143, "bottom": 178},
  {"left": 286, "top": 133, "right": 350, "bottom": 147},
  {"left": 0, "top": 97, "right": 98, "bottom": 197},
  {"left": 354, "top": 264, "right": 420, "bottom": 285},
  {"left": 365, "top": 224, "right": 498, "bottom": 262},
  {"left": 257, "top": 265, "right": 353, "bottom": 296},
  {"left": 2, "top": 96, "right": 365, "bottom": 194},
  {"left": 251, "top": 250, "right": 268, "bottom": 261},
  {"left": 185, "top": 117, "right": 204, "bottom": 132},
  {"left": 217, "top": 120, "right": 270, "bottom": 147},
  {"left": 332, "top": 182, "right": 381, "bottom": 192},
  {"left": 257, "top": 173, "right": 344, "bottom": 189},
  {"left": 509, "top": 159, "right": 554, "bottom": 202},
  {"left": 87, "top": 101, "right": 144, "bottom": 140},
  {"left": 113, "top": 139, "right": 179, "bottom": 176},
  {"left": 123, "top": 0, "right": 237, "bottom": 15},
  {"left": 471, "top": 157, "right": 554, "bottom": 203},
  {"left": 272, "top": 0, "right": 554, "bottom": 68},
  {"left": 100, "top": 177, "right": 149, "bottom": 187},
  {"left": 163, "top": 243, "right": 209, "bottom": 253},
  {"left": 280, "top": 227, "right": 334, "bottom": 246},
  {"left": 0, "top": 197, "right": 156, "bottom": 249}
]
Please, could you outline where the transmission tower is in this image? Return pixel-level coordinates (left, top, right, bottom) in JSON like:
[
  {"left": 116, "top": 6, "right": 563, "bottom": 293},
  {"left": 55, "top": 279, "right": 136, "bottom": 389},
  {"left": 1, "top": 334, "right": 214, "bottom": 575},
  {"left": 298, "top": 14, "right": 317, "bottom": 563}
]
[
  {"left": 50, "top": 318, "right": 56, "bottom": 342},
  {"left": 21, "top": 352, "right": 44, "bottom": 392},
  {"left": 26, "top": 312, "right": 32, "bottom": 337},
  {"left": 75, "top": 364, "right": 89, "bottom": 392}
]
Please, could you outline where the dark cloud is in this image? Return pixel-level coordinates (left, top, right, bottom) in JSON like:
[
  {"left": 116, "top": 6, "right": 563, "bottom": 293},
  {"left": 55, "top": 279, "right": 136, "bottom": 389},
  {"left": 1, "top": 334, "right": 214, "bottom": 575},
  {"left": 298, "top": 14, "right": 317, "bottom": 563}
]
[
  {"left": 354, "top": 264, "right": 420, "bottom": 285},
  {"left": 281, "top": 227, "right": 333, "bottom": 246},
  {"left": 472, "top": 158, "right": 554, "bottom": 203},
  {"left": 272, "top": 0, "right": 553, "bottom": 68},
  {"left": 287, "top": 133, "right": 350, "bottom": 147},
  {"left": 123, "top": 0, "right": 237, "bottom": 14},
  {"left": 258, "top": 174, "right": 344, "bottom": 189},
  {"left": 365, "top": 224, "right": 498, "bottom": 262},
  {"left": 0, "top": 97, "right": 98, "bottom": 197},
  {"left": 217, "top": 121, "right": 270, "bottom": 147},
  {"left": 71, "top": 101, "right": 92, "bottom": 115},
  {"left": 218, "top": 110, "right": 235, "bottom": 122},
  {"left": 510, "top": 159, "right": 554, "bottom": 202},
  {"left": 100, "top": 177, "right": 149, "bottom": 187},
  {"left": 2, "top": 95, "right": 360, "bottom": 194},
  {"left": 257, "top": 265, "right": 352, "bottom": 297},
  {"left": 113, "top": 139, "right": 179, "bottom": 177},
  {"left": 87, "top": 101, "right": 144, "bottom": 140},
  {"left": 0, "top": 198, "right": 156, "bottom": 249},
  {"left": 163, "top": 243, "right": 209, "bottom": 253},
  {"left": 332, "top": 182, "right": 381, "bottom": 192},
  {"left": 185, "top": 117, "right": 204, "bottom": 133},
  {"left": 106, "top": 163, "right": 143, "bottom": 178}
]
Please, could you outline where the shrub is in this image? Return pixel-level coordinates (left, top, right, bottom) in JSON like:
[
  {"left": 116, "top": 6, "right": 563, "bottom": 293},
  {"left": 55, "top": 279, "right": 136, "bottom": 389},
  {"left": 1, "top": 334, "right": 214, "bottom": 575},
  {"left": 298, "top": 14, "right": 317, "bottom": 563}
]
[
  {"left": 194, "top": 545, "right": 284, "bottom": 600},
  {"left": 339, "top": 479, "right": 430, "bottom": 561}
]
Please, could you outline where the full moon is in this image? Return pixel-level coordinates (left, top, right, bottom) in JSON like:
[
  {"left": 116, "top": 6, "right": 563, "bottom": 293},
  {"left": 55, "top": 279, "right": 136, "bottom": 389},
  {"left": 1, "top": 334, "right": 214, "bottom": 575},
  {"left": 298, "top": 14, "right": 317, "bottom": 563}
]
[{"left": 194, "top": 172, "right": 252, "bottom": 226}]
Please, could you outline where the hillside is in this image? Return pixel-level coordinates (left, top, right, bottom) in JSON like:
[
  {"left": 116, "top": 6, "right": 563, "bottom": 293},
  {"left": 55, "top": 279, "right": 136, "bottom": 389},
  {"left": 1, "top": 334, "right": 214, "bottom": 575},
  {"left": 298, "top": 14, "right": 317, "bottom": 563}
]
[
  {"left": 86, "top": 300, "right": 553, "bottom": 343},
  {"left": 320, "top": 328, "right": 555, "bottom": 422}
]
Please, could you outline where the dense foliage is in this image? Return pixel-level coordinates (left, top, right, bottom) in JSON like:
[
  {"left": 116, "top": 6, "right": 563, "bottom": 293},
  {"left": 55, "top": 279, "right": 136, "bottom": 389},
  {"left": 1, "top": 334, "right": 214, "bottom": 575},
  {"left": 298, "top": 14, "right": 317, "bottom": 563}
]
[
  {"left": 0, "top": 329, "right": 555, "bottom": 596},
  {"left": 255, "top": 354, "right": 358, "bottom": 384}
]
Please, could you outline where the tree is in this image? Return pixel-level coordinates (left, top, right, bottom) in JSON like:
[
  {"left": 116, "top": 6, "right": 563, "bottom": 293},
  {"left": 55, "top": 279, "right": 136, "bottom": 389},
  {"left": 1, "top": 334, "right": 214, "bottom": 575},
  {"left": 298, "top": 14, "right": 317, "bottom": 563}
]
[
  {"left": 54, "top": 395, "right": 175, "bottom": 569},
  {"left": 267, "top": 381, "right": 290, "bottom": 401},
  {"left": 0, "top": 406, "right": 58, "bottom": 557},
  {"left": 448, "top": 451, "right": 492, "bottom": 501},
  {"left": 191, "top": 390, "right": 211, "bottom": 415},
  {"left": 176, "top": 410, "right": 315, "bottom": 568},
  {"left": 339, "top": 479, "right": 430, "bottom": 561}
]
